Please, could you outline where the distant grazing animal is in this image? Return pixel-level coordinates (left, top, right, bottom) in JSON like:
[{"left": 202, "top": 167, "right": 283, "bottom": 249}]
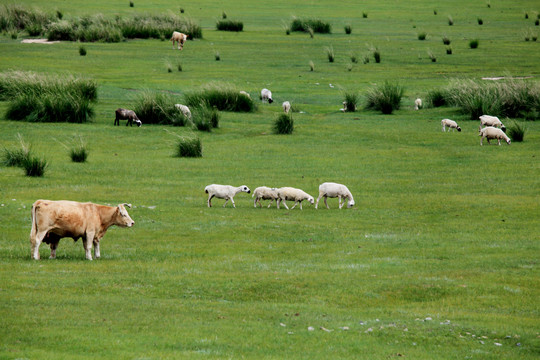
[
  {"left": 252, "top": 186, "right": 280, "bottom": 208},
  {"left": 171, "top": 31, "right": 188, "bottom": 50},
  {"left": 30, "top": 200, "right": 134, "bottom": 260},
  {"left": 115, "top": 108, "right": 142, "bottom": 127},
  {"left": 478, "top": 126, "right": 511, "bottom": 146},
  {"left": 479, "top": 115, "right": 506, "bottom": 131},
  {"left": 282, "top": 101, "right": 291, "bottom": 114},
  {"left": 239, "top": 91, "right": 251, "bottom": 99},
  {"left": 441, "top": 119, "right": 462, "bottom": 132},
  {"left": 414, "top": 98, "right": 423, "bottom": 110},
  {"left": 175, "top": 104, "right": 192, "bottom": 120},
  {"left": 205, "top": 184, "right": 251, "bottom": 208},
  {"left": 340, "top": 101, "right": 356, "bottom": 112},
  {"left": 260, "top": 88, "right": 273, "bottom": 103},
  {"left": 276, "top": 187, "right": 314, "bottom": 210},
  {"left": 315, "top": 182, "right": 355, "bottom": 209}
]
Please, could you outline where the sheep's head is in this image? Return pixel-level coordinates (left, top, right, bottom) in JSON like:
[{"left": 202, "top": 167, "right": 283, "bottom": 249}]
[
  {"left": 347, "top": 199, "right": 355, "bottom": 208},
  {"left": 135, "top": 119, "right": 142, "bottom": 127},
  {"left": 268, "top": 98, "right": 273, "bottom": 104},
  {"left": 241, "top": 185, "right": 251, "bottom": 194},
  {"left": 506, "top": 138, "right": 511, "bottom": 145},
  {"left": 308, "top": 196, "right": 314, "bottom": 205},
  {"left": 457, "top": 126, "right": 462, "bottom": 132}
]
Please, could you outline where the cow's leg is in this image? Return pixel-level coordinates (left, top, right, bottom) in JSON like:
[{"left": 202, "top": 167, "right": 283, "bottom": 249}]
[
  {"left": 49, "top": 238, "right": 60, "bottom": 259},
  {"left": 93, "top": 239, "right": 101, "bottom": 259},
  {"left": 82, "top": 234, "right": 94, "bottom": 260},
  {"left": 31, "top": 230, "right": 48, "bottom": 260}
]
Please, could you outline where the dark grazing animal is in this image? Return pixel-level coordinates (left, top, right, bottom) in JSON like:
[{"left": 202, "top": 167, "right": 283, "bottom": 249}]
[{"left": 115, "top": 108, "right": 142, "bottom": 127}]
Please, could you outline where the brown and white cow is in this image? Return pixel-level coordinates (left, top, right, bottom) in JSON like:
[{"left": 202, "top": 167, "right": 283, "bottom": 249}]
[
  {"left": 30, "top": 200, "right": 135, "bottom": 260},
  {"left": 171, "top": 31, "right": 188, "bottom": 50},
  {"left": 115, "top": 108, "right": 142, "bottom": 127}
]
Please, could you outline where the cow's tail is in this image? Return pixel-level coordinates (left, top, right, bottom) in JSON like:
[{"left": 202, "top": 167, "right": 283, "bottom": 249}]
[{"left": 30, "top": 201, "right": 38, "bottom": 242}]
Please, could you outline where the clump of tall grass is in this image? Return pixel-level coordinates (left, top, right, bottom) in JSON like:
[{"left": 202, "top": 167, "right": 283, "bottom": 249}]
[
  {"left": 448, "top": 15, "right": 454, "bottom": 26},
  {"left": 309, "top": 60, "right": 315, "bottom": 71},
  {"left": 216, "top": 19, "right": 243, "bottom": 32},
  {"left": 365, "top": 81, "right": 404, "bottom": 114},
  {"left": 192, "top": 105, "right": 220, "bottom": 132},
  {"left": 175, "top": 135, "right": 202, "bottom": 158},
  {"left": 362, "top": 12, "right": 368, "bottom": 18},
  {"left": 22, "top": 155, "right": 48, "bottom": 177},
  {"left": 2, "top": 134, "right": 30, "bottom": 167},
  {"left": 373, "top": 48, "right": 381, "bottom": 63},
  {"left": 0, "top": 4, "right": 55, "bottom": 33},
  {"left": 215, "top": 51, "right": 221, "bottom": 61},
  {"left": 426, "top": 89, "right": 449, "bottom": 107},
  {"left": 428, "top": 50, "right": 437, "bottom": 62},
  {"left": 1, "top": 71, "right": 97, "bottom": 123},
  {"left": 506, "top": 121, "right": 526, "bottom": 142},
  {"left": 55, "top": 135, "right": 89, "bottom": 163},
  {"left": 477, "top": 18, "right": 483, "bottom": 25},
  {"left": 134, "top": 89, "right": 185, "bottom": 125},
  {"left": 469, "top": 39, "right": 479, "bottom": 48},
  {"left": 79, "top": 45, "right": 87, "bottom": 56},
  {"left": 290, "top": 17, "right": 331, "bottom": 34},
  {"left": 184, "top": 83, "right": 257, "bottom": 112},
  {"left": 343, "top": 92, "right": 359, "bottom": 112},
  {"left": 307, "top": 26, "right": 314, "bottom": 38},
  {"left": 325, "top": 46, "right": 335, "bottom": 62},
  {"left": 442, "top": 35, "right": 451, "bottom": 45},
  {"left": 119, "top": 13, "right": 202, "bottom": 40},
  {"left": 440, "top": 78, "right": 540, "bottom": 119},
  {"left": 350, "top": 53, "right": 358, "bottom": 64},
  {"left": 417, "top": 32, "right": 427, "bottom": 40},
  {"left": 344, "top": 24, "right": 352, "bottom": 34},
  {"left": 273, "top": 114, "right": 294, "bottom": 134},
  {"left": 129, "top": 1, "right": 134, "bottom": 7}
]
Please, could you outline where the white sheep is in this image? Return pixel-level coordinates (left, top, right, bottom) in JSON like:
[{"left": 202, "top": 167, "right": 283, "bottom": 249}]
[
  {"left": 204, "top": 184, "right": 251, "bottom": 208},
  {"left": 414, "top": 98, "right": 423, "bottom": 110},
  {"left": 479, "top": 115, "right": 506, "bottom": 131},
  {"left": 239, "top": 91, "right": 251, "bottom": 99},
  {"left": 276, "top": 187, "right": 314, "bottom": 210},
  {"left": 252, "top": 186, "right": 279, "bottom": 208},
  {"left": 441, "top": 119, "right": 462, "bottom": 132},
  {"left": 315, "top": 182, "right": 355, "bottom": 209},
  {"left": 282, "top": 101, "right": 291, "bottom": 114},
  {"left": 175, "top": 104, "right": 192, "bottom": 120},
  {"left": 478, "top": 126, "right": 511, "bottom": 146},
  {"left": 260, "top": 88, "right": 274, "bottom": 103}
]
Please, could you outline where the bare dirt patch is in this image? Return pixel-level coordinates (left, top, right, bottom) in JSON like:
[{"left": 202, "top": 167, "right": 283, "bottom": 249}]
[{"left": 21, "top": 39, "right": 60, "bottom": 44}]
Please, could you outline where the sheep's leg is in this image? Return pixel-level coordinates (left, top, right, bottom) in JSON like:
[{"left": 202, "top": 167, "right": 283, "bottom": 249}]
[
  {"left": 338, "top": 196, "right": 343, "bottom": 209},
  {"left": 223, "top": 198, "right": 230, "bottom": 207},
  {"left": 254, "top": 198, "right": 258, "bottom": 208},
  {"left": 442, "top": 125, "right": 445, "bottom": 132},
  {"left": 280, "top": 199, "right": 289, "bottom": 210},
  {"left": 324, "top": 197, "right": 329, "bottom": 209},
  {"left": 230, "top": 197, "right": 236, "bottom": 208},
  {"left": 207, "top": 194, "right": 214, "bottom": 207},
  {"left": 291, "top": 201, "right": 299, "bottom": 210},
  {"left": 267, "top": 199, "right": 274, "bottom": 208},
  {"left": 497, "top": 139, "right": 501, "bottom": 146}
]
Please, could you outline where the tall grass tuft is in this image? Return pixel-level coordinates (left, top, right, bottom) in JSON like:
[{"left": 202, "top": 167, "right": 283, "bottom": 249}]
[
  {"left": 446, "top": 46, "right": 452, "bottom": 55},
  {"left": 469, "top": 39, "right": 479, "bottom": 48},
  {"left": 442, "top": 35, "right": 451, "bottom": 45},
  {"left": 417, "top": 32, "right": 427, "bottom": 40},
  {"left": 134, "top": 89, "right": 184, "bottom": 125},
  {"left": 192, "top": 106, "right": 220, "bottom": 132},
  {"left": 22, "top": 155, "right": 48, "bottom": 177},
  {"left": 343, "top": 92, "right": 359, "bottom": 112},
  {"left": 344, "top": 24, "right": 352, "bottom": 34},
  {"left": 477, "top": 18, "right": 483, "bottom": 25},
  {"left": 428, "top": 50, "right": 437, "bottom": 62},
  {"left": 290, "top": 17, "right": 331, "bottom": 34},
  {"left": 362, "top": 12, "right": 368, "bottom": 18},
  {"left": 129, "top": 1, "right": 134, "bottom": 7},
  {"left": 175, "top": 135, "right": 202, "bottom": 157},
  {"left": 215, "top": 51, "right": 221, "bottom": 61},
  {"left": 0, "top": 4, "right": 55, "bottom": 33},
  {"left": 325, "top": 46, "right": 335, "bottom": 62},
  {"left": 365, "top": 81, "right": 404, "bottom": 114},
  {"left": 309, "top": 60, "right": 315, "bottom": 71},
  {"left": 273, "top": 114, "right": 294, "bottom": 134},
  {"left": 506, "top": 121, "right": 526, "bottom": 142},
  {"left": 69, "top": 136, "right": 89, "bottom": 163},
  {"left": 426, "top": 88, "right": 448, "bottom": 107},
  {"left": 448, "top": 15, "right": 454, "bottom": 26},
  {"left": 373, "top": 49, "right": 381, "bottom": 63},
  {"left": 185, "top": 83, "right": 257, "bottom": 112},
  {"left": 79, "top": 45, "right": 87, "bottom": 56},
  {"left": 2, "top": 134, "right": 30, "bottom": 167},
  {"left": 216, "top": 19, "right": 243, "bottom": 32}
]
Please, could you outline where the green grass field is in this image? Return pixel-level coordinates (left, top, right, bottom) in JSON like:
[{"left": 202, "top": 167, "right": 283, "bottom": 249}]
[{"left": 1, "top": 0, "right": 539, "bottom": 359}]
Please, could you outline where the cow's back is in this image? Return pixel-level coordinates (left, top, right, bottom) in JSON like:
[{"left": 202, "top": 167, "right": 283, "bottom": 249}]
[{"left": 33, "top": 200, "right": 98, "bottom": 238}]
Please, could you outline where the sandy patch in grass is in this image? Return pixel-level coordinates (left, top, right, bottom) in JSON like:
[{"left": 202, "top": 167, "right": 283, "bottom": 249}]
[{"left": 21, "top": 39, "right": 60, "bottom": 44}]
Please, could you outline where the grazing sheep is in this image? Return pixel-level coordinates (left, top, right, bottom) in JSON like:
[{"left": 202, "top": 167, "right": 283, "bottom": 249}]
[
  {"left": 276, "top": 187, "right": 314, "bottom": 210},
  {"left": 171, "top": 31, "right": 188, "bottom": 50},
  {"left": 478, "top": 126, "right": 511, "bottom": 146},
  {"left": 441, "top": 119, "right": 462, "bottom": 132},
  {"left": 479, "top": 115, "right": 506, "bottom": 131},
  {"left": 239, "top": 91, "right": 251, "bottom": 99},
  {"left": 414, "top": 98, "right": 423, "bottom": 110},
  {"left": 115, "top": 108, "right": 142, "bottom": 127},
  {"left": 260, "top": 88, "right": 274, "bottom": 103},
  {"left": 204, "top": 184, "right": 251, "bottom": 208},
  {"left": 175, "top": 104, "right": 192, "bottom": 120},
  {"left": 315, "top": 182, "right": 355, "bottom": 209},
  {"left": 252, "top": 186, "right": 279, "bottom": 208},
  {"left": 282, "top": 101, "right": 291, "bottom": 114}
]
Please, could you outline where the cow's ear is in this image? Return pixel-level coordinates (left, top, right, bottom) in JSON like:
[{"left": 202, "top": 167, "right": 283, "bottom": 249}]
[{"left": 121, "top": 203, "right": 132, "bottom": 209}]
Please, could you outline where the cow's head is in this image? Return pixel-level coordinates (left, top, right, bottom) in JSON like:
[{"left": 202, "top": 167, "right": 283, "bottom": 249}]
[{"left": 116, "top": 203, "right": 135, "bottom": 227}]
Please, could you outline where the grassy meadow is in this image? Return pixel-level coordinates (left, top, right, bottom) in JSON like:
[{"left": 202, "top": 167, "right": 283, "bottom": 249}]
[{"left": 1, "top": 0, "right": 539, "bottom": 359}]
